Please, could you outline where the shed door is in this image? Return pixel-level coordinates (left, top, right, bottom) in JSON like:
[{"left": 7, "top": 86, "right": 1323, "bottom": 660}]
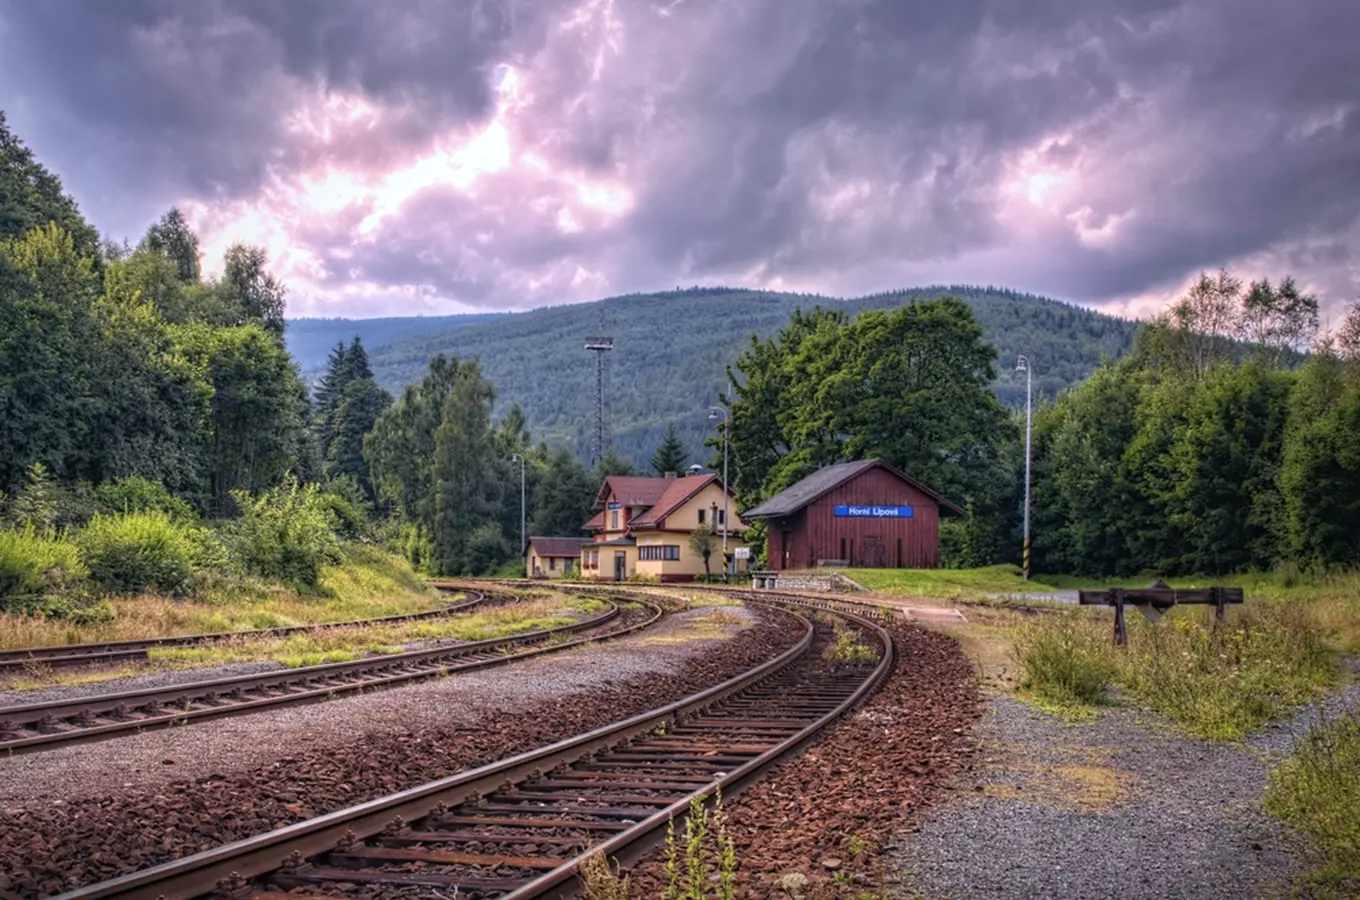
[{"left": 860, "top": 535, "right": 887, "bottom": 568}]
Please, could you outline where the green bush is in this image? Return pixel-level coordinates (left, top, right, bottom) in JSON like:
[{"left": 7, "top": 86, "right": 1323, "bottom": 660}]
[
  {"left": 77, "top": 511, "right": 201, "bottom": 597},
  {"left": 1013, "top": 616, "right": 1119, "bottom": 706},
  {"left": 318, "top": 491, "right": 367, "bottom": 540},
  {"left": 223, "top": 478, "right": 342, "bottom": 586},
  {"left": 0, "top": 526, "right": 87, "bottom": 613},
  {"left": 95, "top": 475, "right": 197, "bottom": 523}
]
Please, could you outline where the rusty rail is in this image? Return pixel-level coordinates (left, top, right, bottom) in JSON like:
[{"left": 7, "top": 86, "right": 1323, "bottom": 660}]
[
  {"left": 1, "top": 596, "right": 661, "bottom": 756},
  {"left": 51, "top": 600, "right": 893, "bottom": 900},
  {"left": 0, "top": 587, "right": 490, "bottom": 675}
]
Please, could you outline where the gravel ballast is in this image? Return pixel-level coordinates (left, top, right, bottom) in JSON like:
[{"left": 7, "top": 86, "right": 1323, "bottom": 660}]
[
  {"left": 0, "top": 605, "right": 802, "bottom": 899},
  {"left": 891, "top": 677, "right": 1360, "bottom": 900}
]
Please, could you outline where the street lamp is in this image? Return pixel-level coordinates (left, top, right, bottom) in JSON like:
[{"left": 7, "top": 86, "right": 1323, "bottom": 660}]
[
  {"left": 708, "top": 404, "right": 730, "bottom": 581},
  {"left": 511, "top": 453, "right": 526, "bottom": 575},
  {"left": 1015, "top": 356, "right": 1033, "bottom": 581}
]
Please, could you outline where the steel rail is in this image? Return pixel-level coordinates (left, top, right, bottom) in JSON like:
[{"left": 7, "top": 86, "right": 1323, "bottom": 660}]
[
  {"left": 464, "top": 576, "right": 900, "bottom": 625},
  {"left": 0, "top": 597, "right": 660, "bottom": 756},
  {"left": 51, "top": 601, "right": 893, "bottom": 900},
  {"left": 0, "top": 588, "right": 491, "bottom": 674}
]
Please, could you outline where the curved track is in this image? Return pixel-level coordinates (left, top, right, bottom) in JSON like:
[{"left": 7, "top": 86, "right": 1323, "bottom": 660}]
[
  {"left": 0, "top": 589, "right": 487, "bottom": 675},
  {"left": 51, "top": 599, "right": 893, "bottom": 900},
  {"left": 0, "top": 596, "right": 661, "bottom": 756}
]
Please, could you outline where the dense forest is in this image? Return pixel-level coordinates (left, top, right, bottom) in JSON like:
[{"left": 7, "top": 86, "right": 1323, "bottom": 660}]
[
  {"left": 1031, "top": 271, "right": 1360, "bottom": 575},
  {"left": 307, "top": 285, "right": 1137, "bottom": 466},
  {"left": 285, "top": 313, "right": 507, "bottom": 375}
]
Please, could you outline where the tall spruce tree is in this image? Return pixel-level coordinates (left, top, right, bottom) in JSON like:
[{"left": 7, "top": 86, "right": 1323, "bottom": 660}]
[
  {"left": 432, "top": 362, "right": 502, "bottom": 574},
  {"left": 651, "top": 423, "right": 688, "bottom": 475}
]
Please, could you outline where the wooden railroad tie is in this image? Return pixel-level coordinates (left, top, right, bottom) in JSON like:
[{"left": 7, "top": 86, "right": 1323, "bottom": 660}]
[{"left": 1077, "top": 582, "right": 1244, "bottom": 645}]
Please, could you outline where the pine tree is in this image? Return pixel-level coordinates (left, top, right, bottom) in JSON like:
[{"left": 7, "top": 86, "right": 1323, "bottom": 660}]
[
  {"left": 326, "top": 379, "right": 392, "bottom": 498},
  {"left": 651, "top": 423, "right": 688, "bottom": 475},
  {"left": 431, "top": 362, "right": 502, "bottom": 574}
]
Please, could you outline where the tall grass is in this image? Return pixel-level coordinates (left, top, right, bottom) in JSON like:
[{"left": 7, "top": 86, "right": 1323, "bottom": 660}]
[
  {"left": 1013, "top": 615, "right": 1119, "bottom": 706},
  {"left": 1266, "top": 710, "right": 1360, "bottom": 897},
  {"left": 1014, "top": 601, "right": 1337, "bottom": 739}
]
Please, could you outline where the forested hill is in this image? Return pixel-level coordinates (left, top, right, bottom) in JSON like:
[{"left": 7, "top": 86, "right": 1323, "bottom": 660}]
[
  {"left": 285, "top": 313, "right": 508, "bottom": 372},
  {"left": 337, "top": 286, "right": 1140, "bottom": 465}
]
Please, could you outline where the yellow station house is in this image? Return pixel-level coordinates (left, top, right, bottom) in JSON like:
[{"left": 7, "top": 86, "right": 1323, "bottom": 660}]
[{"left": 579, "top": 472, "right": 748, "bottom": 581}]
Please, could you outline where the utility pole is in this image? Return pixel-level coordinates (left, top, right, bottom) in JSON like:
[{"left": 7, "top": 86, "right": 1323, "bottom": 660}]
[
  {"left": 511, "top": 453, "right": 526, "bottom": 574},
  {"left": 1016, "top": 356, "right": 1033, "bottom": 580},
  {"left": 709, "top": 400, "right": 730, "bottom": 581}
]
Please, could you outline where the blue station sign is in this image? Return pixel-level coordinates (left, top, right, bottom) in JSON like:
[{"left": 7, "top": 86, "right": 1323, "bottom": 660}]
[
  {"left": 834, "top": 504, "right": 914, "bottom": 518},
  {"left": 606, "top": 501, "right": 622, "bottom": 510}
]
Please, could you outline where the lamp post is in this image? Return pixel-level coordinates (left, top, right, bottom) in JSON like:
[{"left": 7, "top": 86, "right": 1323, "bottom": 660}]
[
  {"left": 511, "top": 453, "right": 526, "bottom": 575},
  {"left": 708, "top": 404, "right": 730, "bottom": 580},
  {"left": 1015, "top": 356, "right": 1033, "bottom": 581}
]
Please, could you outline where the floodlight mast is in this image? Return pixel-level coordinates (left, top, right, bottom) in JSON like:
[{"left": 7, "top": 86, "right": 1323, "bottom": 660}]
[
  {"left": 1016, "top": 355, "right": 1033, "bottom": 580},
  {"left": 584, "top": 305, "right": 613, "bottom": 465}
]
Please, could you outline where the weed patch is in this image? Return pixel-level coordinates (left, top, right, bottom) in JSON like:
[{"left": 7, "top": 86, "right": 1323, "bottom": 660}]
[
  {"left": 1012, "top": 602, "right": 1336, "bottom": 739},
  {"left": 1012, "top": 615, "right": 1118, "bottom": 707},
  {"left": 1266, "top": 710, "right": 1360, "bottom": 898}
]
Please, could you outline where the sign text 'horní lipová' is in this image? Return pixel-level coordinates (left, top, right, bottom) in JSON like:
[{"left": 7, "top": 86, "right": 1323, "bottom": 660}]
[{"left": 833, "top": 505, "right": 915, "bottom": 518}]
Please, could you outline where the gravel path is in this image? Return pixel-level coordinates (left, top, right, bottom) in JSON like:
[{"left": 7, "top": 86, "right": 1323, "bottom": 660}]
[
  {"left": 0, "top": 606, "right": 757, "bottom": 807},
  {"left": 892, "top": 672, "right": 1360, "bottom": 900}
]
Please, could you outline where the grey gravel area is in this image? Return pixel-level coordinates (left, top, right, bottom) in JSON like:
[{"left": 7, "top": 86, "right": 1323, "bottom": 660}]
[
  {"left": 893, "top": 672, "right": 1360, "bottom": 900},
  {"left": 0, "top": 661, "right": 284, "bottom": 707},
  {"left": 0, "top": 605, "right": 755, "bottom": 807}
]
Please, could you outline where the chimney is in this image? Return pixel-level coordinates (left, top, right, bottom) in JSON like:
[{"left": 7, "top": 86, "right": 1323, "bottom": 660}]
[{"left": 664, "top": 471, "right": 677, "bottom": 480}]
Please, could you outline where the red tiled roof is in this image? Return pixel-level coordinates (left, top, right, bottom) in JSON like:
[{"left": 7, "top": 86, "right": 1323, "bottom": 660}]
[
  {"left": 583, "top": 511, "right": 605, "bottom": 531},
  {"left": 630, "top": 474, "right": 719, "bottom": 528},
  {"left": 594, "top": 476, "right": 671, "bottom": 509},
  {"left": 528, "top": 536, "right": 591, "bottom": 557}
]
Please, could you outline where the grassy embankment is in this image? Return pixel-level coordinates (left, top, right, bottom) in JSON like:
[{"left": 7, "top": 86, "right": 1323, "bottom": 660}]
[
  {"left": 0, "top": 555, "right": 607, "bottom": 688},
  {"left": 0, "top": 545, "right": 446, "bottom": 651}
]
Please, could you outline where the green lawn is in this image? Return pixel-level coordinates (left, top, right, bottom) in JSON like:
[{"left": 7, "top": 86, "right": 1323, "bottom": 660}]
[{"left": 838, "top": 564, "right": 1050, "bottom": 599}]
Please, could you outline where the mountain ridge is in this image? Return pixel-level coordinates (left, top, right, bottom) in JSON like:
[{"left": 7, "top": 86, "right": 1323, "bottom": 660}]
[{"left": 288, "top": 285, "right": 1143, "bottom": 465}]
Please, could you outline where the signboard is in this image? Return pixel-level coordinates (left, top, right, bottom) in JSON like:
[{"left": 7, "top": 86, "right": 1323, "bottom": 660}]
[
  {"left": 833, "top": 504, "right": 914, "bottom": 518},
  {"left": 733, "top": 547, "right": 751, "bottom": 559},
  {"left": 606, "top": 501, "right": 621, "bottom": 510}
]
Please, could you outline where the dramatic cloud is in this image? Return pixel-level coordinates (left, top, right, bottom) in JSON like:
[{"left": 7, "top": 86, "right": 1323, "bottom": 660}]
[{"left": 0, "top": 0, "right": 1356, "bottom": 318}]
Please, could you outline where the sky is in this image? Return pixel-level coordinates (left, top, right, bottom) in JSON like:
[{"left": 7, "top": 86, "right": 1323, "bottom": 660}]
[{"left": 0, "top": 0, "right": 1357, "bottom": 322}]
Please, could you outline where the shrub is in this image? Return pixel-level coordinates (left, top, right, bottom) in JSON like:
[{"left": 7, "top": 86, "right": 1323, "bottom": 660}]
[
  {"left": 317, "top": 475, "right": 369, "bottom": 540},
  {"left": 77, "top": 511, "right": 201, "bottom": 597},
  {"left": 1013, "top": 616, "right": 1119, "bottom": 706},
  {"left": 318, "top": 491, "right": 367, "bottom": 540},
  {"left": 223, "top": 478, "right": 342, "bottom": 586},
  {"left": 95, "top": 475, "right": 197, "bottom": 523},
  {"left": 0, "top": 527, "right": 87, "bottom": 613}
]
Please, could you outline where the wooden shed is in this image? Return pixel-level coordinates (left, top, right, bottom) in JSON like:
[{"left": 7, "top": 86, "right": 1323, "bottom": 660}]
[{"left": 742, "top": 459, "right": 965, "bottom": 571}]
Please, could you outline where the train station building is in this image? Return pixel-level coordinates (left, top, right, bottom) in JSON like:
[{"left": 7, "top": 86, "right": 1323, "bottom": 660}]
[
  {"left": 579, "top": 472, "right": 748, "bottom": 581},
  {"left": 741, "top": 459, "right": 964, "bottom": 571}
]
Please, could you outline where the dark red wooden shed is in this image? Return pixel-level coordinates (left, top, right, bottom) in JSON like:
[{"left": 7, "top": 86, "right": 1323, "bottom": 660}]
[{"left": 741, "top": 459, "right": 965, "bottom": 570}]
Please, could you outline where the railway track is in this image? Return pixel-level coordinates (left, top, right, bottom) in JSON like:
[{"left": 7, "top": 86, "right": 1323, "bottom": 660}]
[
  {"left": 52, "top": 600, "right": 892, "bottom": 900},
  {"left": 0, "top": 589, "right": 489, "bottom": 675},
  {"left": 0, "top": 597, "right": 661, "bottom": 756}
]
